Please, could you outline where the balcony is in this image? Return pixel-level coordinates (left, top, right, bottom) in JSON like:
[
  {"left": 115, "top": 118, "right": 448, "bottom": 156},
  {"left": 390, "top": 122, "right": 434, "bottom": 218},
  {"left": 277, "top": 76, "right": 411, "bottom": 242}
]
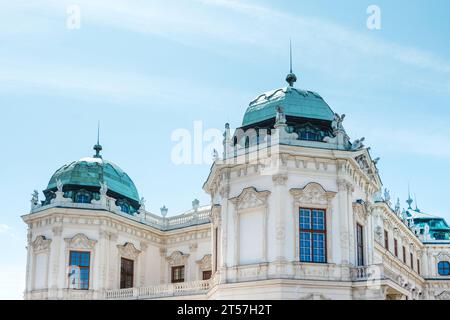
[{"left": 105, "top": 280, "right": 212, "bottom": 300}]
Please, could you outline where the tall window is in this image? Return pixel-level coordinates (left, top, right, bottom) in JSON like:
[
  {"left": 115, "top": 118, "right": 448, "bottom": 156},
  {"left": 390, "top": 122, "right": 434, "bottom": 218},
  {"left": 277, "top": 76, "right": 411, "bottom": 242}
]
[
  {"left": 171, "top": 266, "right": 185, "bottom": 283},
  {"left": 384, "top": 230, "right": 389, "bottom": 250},
  {"left": 410, "top": 253, "right": 414, "bottom": 270},
  {"left": 214, "top": 227, "right": 218, "bottom": 272},
  {"left": 402, "top": 246, "right": 406, "bottom": 263},
  {"left": 417, "top": 259, "right": 421, "bottom": 275},
  {"left": 356, "top": 224, "right": 364, "bottom": 266},
  {"left": 69, "top": 251, "right": 90, "bottom": 290},
  {"left": 438, "top": 261, "right": 450, "bottom": 276},
  {"left": 120, "top": 258, "right": 134, "bottom": 289},
  {"left": 394, "top": 239, "right": 398, "bottom": 257},
  {"left": 299, "top": 208, "right": 326, "bottom": 263}
]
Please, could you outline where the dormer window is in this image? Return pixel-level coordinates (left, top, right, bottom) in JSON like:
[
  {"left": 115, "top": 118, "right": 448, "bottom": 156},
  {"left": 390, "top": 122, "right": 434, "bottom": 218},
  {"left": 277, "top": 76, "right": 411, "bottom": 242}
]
[
  {"left": 300, "top": 131, "right": 320, "bottom": 141},
  {"left": 75, "top": 191, "right": 91, "bottom": 204},
  {"left": 120, "top": 203, "right": 130, "bottom": 213}
]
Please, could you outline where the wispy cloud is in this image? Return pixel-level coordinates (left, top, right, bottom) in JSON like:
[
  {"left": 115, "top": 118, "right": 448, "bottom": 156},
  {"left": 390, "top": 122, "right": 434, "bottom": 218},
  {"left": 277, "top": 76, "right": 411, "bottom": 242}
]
[{"left": 0, "top": 224, "right": 11, "bottom": 234}]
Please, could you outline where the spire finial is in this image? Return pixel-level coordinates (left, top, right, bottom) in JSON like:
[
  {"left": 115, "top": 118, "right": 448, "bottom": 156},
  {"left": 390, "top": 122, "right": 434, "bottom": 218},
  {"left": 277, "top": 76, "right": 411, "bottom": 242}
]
[
  {"left": 290, "top": 38, "right": 293, "bottom": 73},
  {"left": 406, "top": 183, "right": 413, "bottom": 210},
  {"left": 286, "top": 38, "right": 297, "bottom": 87},
  {"left": 414, "top": 193, "right": 420, "bottom": 212},
  {"left": 93, "top": 121, "right": 103, "bottom": 158}
]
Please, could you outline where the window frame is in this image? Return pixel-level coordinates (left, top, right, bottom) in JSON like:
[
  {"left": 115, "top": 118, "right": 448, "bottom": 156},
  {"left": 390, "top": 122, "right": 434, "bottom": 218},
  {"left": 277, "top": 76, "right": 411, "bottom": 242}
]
[
  {"left": 202, "top": 270, "right": 212, "bottom": 281},
  {"left": 384, "top": 230, "right": 389, "bottom": 251},
  {"left": 298, "top": 208, "right": 327, "bottom": 264},
  {"left": 438, "top": 261, "right": 450, "bottom": 276},
  {"left": 410, "top": 252, "right": 414, "bottom": 270},
  {"left": 120, "top": 257, "right": 134, "bottom": 289},
  {"left": 68, "top": 250, "right": 91, "bottom": 290},
  {"left": 402, "top": 246, "right": 406, "bottom": 264},
  {"left": 394, "top": 238, "right": 398, "bottom": 257},
  {"left": 171, "top": 265, "right": 185, "bottom": 283},
  {"left": 356, "top": 223, "right": 364, "bottom": 266}
]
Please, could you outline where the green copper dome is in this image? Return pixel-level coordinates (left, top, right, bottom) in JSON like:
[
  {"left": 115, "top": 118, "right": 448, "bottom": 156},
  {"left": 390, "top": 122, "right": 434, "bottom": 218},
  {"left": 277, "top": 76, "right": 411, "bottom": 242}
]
[
  {"left": 242, "top": 86, "right": 335, "bottom": 127},
  {"left": 46, "top": 157, "right": 140, "bottom": 203}
]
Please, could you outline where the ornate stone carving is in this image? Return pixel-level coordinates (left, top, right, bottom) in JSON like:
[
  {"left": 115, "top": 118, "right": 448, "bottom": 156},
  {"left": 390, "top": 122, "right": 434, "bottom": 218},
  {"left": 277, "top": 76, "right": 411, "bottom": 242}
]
[
  {"left": 272, "top": 174, "right": 288, "bottom": 186},
  {"left": 436, "top": 252, "right": 450, "bottom": 262},
  {"left": 64, "top": 233, "right": 97, "bottom": 250},
  {"left": 211, "top": 204, "right": 222, "bottom": 227},
  {"left": 31, "top": 235, "right": 52, "bottom": 252},
  {"left": 197, "top": 254, "right": 212, "bottom": 271},
  {"left": 166, "top": 251, "right": 189, "bottom": 266},
  {"left": 230, "top": 187, "right": 271, "bottom": 211},
  {"left": 290, "top": 182, "right": 336, "bottom": 206},
  {"left": 117, "top": 242, "right": 141, "bottom": 260},
  {"left": 52, "top": 226, "right": 63, "bottom": 237}
]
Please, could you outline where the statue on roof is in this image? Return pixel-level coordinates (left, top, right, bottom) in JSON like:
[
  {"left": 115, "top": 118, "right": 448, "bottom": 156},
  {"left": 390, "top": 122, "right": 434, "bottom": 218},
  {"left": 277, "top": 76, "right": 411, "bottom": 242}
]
[
  {"left": 139, "top": 197, "right": 146, "bottom": 210},
  {"left": 384, "top": 188, "right": 391, "bottom": 204},
  {"left": 99, "top": 181, "right": 108, "bottom": 196},
  {"left": 275, "top": 106, "right": 287, "bottom": 126},
  {"left": 56, "top": 179, "right": 63, "bottom": 193},
  {"left": 31, "top": 190, "right": 40, "bottom": 210},
  {"left": 351, "top": 137, "right": 365, "bottom": 150},
  {"left": 331, "top": 113, "right": 346, "bottom": 132}
]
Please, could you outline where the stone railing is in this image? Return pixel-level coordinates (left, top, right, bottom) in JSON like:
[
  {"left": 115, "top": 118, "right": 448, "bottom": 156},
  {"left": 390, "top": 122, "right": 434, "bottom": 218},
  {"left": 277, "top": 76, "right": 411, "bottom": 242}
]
[
  {"left": 31, "top": 198, "right": 211, "bottom": 231},
  {"left": 105, "top": 280, "right": 212, "bottom": 300},
  {"left": 351, "top": 265, "right": 384, "bottom": 281}
]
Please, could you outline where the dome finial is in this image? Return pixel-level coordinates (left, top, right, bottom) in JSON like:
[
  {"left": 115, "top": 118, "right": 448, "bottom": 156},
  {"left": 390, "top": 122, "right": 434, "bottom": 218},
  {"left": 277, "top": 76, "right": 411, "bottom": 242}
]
[
  {"left": 286, "top": 38, "right": 297, "bottom": 87},
  {"left": 93, "top": 121, "right": 103, "bottom": 158},
  {"left": 406, "top": 183, "right": 413, "bottom": 210}
]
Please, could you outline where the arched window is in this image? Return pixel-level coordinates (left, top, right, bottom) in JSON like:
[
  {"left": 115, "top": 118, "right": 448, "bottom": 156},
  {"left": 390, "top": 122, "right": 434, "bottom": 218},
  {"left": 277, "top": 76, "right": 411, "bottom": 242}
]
[{"left": 438, "top": 261, "right": 450, "bottom": 276}]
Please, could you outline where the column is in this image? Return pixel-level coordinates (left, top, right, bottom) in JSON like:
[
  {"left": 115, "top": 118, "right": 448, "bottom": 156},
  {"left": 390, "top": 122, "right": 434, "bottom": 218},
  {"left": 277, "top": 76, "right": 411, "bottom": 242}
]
[
  {"left": 140, "top": 241, "right": 149, "bottom": 287},
  {"left": 273, "top": 174, "right": 288, "bottom": 261},
  {"left": 337, "top": 179, "right": 350, "bottom": 264},
  {"left": 98, "top": 230, "right": 109, "bottom": 291},
  {"left": 346, "top": 183, "right": 356, "bottom": 265},
  {"left": 49, "top": 225, "right": 63, "bottom": 297},
  {"left": 159, "top": 248, "right": 167, "bottom": 284},
  {"left": 189, "top": 243, "right": 198, "bottom": 281}
]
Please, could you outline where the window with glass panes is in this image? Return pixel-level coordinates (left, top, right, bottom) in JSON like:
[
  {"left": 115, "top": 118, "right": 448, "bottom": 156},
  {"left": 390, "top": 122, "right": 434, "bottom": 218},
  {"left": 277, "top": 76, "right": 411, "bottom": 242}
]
[
  {"left": 356, "top": 224, "right": 364, "bottom": 266},
  {"left": 299, "top": 208, "right": 326, "bottom": 263},
  {"left": 69, "top": 251, "right": 90, "bottom": 290},
  {"left": 120, "top": 258, "right": 134, "bottom": 289},
  {"left": 438, "top": 261, "right": 450, "bottom": 276},
  {"left": 171, "top": 266, "right": 185, "bottom": 283}
]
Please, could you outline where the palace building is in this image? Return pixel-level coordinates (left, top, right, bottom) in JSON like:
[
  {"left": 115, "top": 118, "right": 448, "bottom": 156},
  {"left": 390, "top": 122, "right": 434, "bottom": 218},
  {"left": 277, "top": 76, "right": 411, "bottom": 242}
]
[{"left": 22, "top": 67, "right": 450, "bottom": 300}]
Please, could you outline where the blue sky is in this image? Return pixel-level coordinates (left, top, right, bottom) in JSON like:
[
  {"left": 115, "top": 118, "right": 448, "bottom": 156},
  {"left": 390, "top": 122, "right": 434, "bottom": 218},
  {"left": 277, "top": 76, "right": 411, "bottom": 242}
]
[{"left": 1, "top": 0, "right": 449, "bottom": 299}]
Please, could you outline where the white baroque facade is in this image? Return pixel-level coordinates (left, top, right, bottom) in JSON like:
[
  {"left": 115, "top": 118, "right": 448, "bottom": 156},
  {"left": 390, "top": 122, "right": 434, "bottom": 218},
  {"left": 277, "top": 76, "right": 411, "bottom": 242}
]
[{"left": 23, "top": 72, "right": 450, "bottom": 300}]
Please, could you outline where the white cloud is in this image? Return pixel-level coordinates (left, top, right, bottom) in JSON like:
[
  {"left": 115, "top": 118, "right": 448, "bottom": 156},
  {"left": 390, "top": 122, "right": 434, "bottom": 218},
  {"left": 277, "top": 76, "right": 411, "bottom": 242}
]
[{"left": 0, "top": 224, "right": 11, "bottom": 234}]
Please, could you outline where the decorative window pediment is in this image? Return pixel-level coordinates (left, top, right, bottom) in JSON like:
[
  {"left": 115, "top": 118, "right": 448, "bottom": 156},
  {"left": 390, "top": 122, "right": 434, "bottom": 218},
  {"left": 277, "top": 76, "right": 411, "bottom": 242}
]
[
  {"left": 32, "top": 235, "right": 52, "bottom": 252},
  {"left": 117, "top": 242, "right": 141, "bottom": 260},
  {"left": 436, "top": 252, "right": 450, "bottom": 262},
  {"left": 196, "top": 254, "right": 212, "bottom": 271},
  {"left": 65, "top": 233, "right": 97, "bottom": 250},
  {"left": 290, "top": 182, "right": 336, "bottom": 206},
  {"left": 230, "top": 187, "right": 270, "bottom": 211},
  {"left": 166, "top": 250, "right": 189, "bottom": 266}
]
